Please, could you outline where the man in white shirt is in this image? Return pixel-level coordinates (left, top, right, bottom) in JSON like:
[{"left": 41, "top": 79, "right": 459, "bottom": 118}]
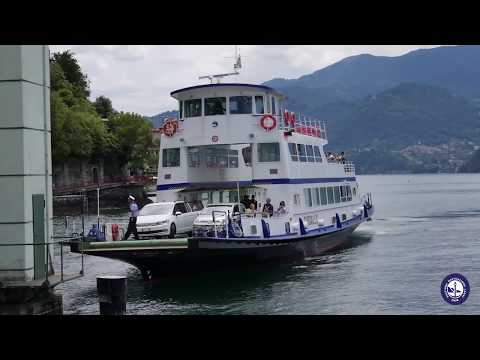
[{"left": 123, "top": 195, "right": 139, "bottom": 240}]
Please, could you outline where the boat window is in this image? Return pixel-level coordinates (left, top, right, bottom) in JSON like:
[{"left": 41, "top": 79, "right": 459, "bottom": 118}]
[
  {"left": 271, "top": 97, "right": 276, "bottom": 115},
  {"left": 258, "top": 143, "right": 280, "bottom": 162},
  {"left": 242, "top": 146, "right": 252, "bottom": 166},
  {"left": 229, "top": 96, "right": 252, "bottom": 114},
  {"left": 187, "top": 148, "right": 201, "bottom": 168},
  {"left": 314, "top": 188, "right": 320, "bottom": 206},
  {"left": 297, "top": 144, "right": 307, "bottom": 162},
  {"left": 327, "top": 187, "right": 334, "bottom": 204},
  {"left": 320, "top": 187, "right": 328, "bottom": 205},
  {"left": 255, "top": 96, "right": 265, "bottom": 114},
  {"left": 162, "top": 148, "right": 180, "bottom": 167},
  {"left": 288, "top": 143, "right": 298, "bottom": 161},
  {"left": 204, "top": 97, "right": 226, "bottom": 116},
  {"left": 294, "top": 194, "right": 301, "bottom": 206},
  {"left": 185, "top": 99, "right": 202, "bottom": 117},
  {"left": 228, "top": 150, "right": 239, "bottom": 168},
  {"left": 306, "top": 145, "right": 315, "bottom": 162},
  {"left": 303, "top": 188, "right": 312, "bottom": 207},
  {"left": 346, "top": 185, "right": 352, "bottom": 201},
  {"left": 340, "top": 186, "right": 346, "bottom": 202},
  {"left": 334, "top": 186, "right": 341, "bottom": 203},
  {"left": 313, "top": 146, "right": 322, "bottom": 162},
  {"left": 179, "top": 100, "right": 183, "bottom": 119}
]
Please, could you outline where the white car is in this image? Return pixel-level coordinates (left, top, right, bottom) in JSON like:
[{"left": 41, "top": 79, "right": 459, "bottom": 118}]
[
  {"left": 136, "top": 201, "right": 202, "bottom": 239},
  {"left": 192, "top": 203, "right": 246, "bottom": 238}
]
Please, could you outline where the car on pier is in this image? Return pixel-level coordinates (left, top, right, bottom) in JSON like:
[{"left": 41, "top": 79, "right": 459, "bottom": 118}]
[{"left": 136, "top": 201, "right": 202, "bottom": 239}]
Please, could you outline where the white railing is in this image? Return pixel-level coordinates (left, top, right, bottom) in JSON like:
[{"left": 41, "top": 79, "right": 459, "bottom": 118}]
[
  {"left": 344, "top": 161, "right": 355, "bottom": 175},
  {"left": 275, "top": 111, "right": 328, "bottom": 140}
]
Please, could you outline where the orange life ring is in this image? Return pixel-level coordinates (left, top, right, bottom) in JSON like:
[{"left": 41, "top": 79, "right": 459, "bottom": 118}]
[
  {"left": 163, "top": 120, "right": 177, "bottom": 137},
  {"left": 260, "top": 115, "right": 277, "bottom": 131}
]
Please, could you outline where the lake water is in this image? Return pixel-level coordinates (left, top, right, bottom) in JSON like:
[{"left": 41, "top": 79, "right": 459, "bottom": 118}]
[{"left": 53, "top": 174, "right": 480, "bottom": 314}]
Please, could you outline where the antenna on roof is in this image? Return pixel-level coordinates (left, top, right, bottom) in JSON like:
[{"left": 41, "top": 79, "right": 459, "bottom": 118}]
[{"left": 199, "top": 45, "right": 243, "bottom": 84}]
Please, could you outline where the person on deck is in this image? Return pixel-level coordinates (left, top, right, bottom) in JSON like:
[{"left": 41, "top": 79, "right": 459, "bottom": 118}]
[
  {"left": 250, "top": 195, "right": 258, "bottom": 210},
  {"left": 123, "top": 195, "right": 139, "bottom": 240},
  {"left": 246, "top": 203, "right": 257, "bottom": 217},
  {"left": 276, "top": 201, "right": 287, "bottom": 215},
  {"left": 241, "top": 195, "right": 250, "bottom": 208},
  {"left": 262, "top": 198, "right": 274, "bottom": 217}
]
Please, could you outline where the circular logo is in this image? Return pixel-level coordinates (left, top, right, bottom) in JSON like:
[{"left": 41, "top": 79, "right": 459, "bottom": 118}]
[
  {"left": 441, "top": 273, "right": 470, "bottom": 305},
  {"left": 211, "top": 121, "right": 218, "bottom": 128},
  {"left": 212, "top": 135, "right": 219, "bottom": 143}
]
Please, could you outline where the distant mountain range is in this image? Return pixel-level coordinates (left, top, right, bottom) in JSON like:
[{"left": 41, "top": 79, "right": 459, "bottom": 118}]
[
  {"left": 263, "top": 45, "right": 480, "bottom": 173},
  {"left": 147, "top": 45, "right": 480, "bottom": 173}
]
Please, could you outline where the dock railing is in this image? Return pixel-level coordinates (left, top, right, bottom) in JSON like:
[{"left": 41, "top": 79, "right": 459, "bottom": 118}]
[{"left": 0, "top": 235, "right": 85, "bottom": 286}]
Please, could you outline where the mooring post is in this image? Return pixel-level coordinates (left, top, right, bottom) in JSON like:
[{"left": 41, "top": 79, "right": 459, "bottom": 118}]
[{"left": 96, "top": 275, "right": 127, "bottom": 315}]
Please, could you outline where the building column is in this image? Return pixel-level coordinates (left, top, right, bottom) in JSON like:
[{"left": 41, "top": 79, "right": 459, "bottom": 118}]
[{"left": 0, "top": 45, "right": 52, "bottom": 283}]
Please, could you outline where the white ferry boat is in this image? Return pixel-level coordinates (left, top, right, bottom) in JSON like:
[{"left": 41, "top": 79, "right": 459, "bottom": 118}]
[
  {"left": 70, "top": 53, "right": 374, "bottom": 279},
  {"left": 153, "top": 58, "right": 374, "bottom": 269}
]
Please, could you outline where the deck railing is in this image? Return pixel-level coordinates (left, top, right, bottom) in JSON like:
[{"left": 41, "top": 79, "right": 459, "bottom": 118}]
[
  {"left": 276, "top": 111, "right": 328, "bottom": 140},
  {"left": 343, "top": 161, "right": 355, "bottom": 175}
]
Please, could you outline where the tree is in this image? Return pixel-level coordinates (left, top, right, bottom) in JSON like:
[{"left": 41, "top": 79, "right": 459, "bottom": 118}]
[
  {"left": 94, "top": 96, "right": 114, "bottom": 119},
  {"left": 49, "top": 50, "right": 154, "bottom": 175},
  {"left": 109, "top": 112, "right": 154, "bottom": 170},
  {"left": 51, "top": 50, "right": 90, "bottom": 98}
]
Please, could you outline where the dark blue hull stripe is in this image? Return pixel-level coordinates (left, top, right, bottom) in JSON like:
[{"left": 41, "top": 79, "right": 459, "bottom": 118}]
[
  {"left": 194, "top": 214, "right": 366, "bottom": 243},
  {"left": 157, "top": 177, "right": 356, "bottom": 191}
]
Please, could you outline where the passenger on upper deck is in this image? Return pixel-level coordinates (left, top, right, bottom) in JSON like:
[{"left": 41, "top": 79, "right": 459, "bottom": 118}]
[
  {"left": 327, "top": 152, "right": 336, "bottom": 162},
  {"left": 241, "top": 195, "right": 250, "bottom": 209},
  {"left": 276, "top": 201, "right": 287, "bottom": 216},
  {"left": 262, "top": 198, "right": 274, "bottom": 218},
  {"left": 250, "top": 195, "right": 258, "bottom": 210},
  {"left": 246, "top": 203, "right": 257, "bottom": 217}
]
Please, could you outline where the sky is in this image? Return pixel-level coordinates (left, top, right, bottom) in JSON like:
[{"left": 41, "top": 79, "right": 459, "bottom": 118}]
[{"left": 49, "top": 45, "right": 443, "bottom": 117}]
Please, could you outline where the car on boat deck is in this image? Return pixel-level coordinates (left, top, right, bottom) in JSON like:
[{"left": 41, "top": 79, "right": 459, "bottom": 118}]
[
  {"left": 192, "top": 203, "right": 247, "bottom": 238},
  {"left": 136, "top": 201, "right": 203, "bottom": 239}
]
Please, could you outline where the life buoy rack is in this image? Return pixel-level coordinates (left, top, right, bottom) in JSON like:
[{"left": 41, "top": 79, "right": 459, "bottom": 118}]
[
  {"left": 260, "top": 114, "right": 277, "bottom": 131},
  {"left": 163, "top": 119, "right": 178, "bottom": 137}
]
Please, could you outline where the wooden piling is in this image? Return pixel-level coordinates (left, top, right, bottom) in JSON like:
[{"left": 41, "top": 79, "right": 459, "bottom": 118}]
[{"left": 96, "top": 276, "right": 127, "bottom": 315}]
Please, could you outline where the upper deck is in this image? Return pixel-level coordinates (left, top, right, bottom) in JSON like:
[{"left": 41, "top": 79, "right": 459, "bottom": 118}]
[{"left": 162, "top": 83, "right": 327, "bottom": 148}]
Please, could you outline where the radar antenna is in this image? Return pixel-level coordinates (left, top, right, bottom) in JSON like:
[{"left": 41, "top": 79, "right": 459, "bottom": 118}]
[{"left": 199, "top": 46, "right": 243, "bottom": 84}]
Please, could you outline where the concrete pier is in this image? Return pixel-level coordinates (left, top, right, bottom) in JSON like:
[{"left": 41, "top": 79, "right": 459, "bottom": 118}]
[{"left": 0, "top": 45, "right": 60, "bottom": 314}]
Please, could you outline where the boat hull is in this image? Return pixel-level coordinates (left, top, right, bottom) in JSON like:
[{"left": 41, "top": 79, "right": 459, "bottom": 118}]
[{"left": 75, "top": 224, "right": 359, "bottom": 279}]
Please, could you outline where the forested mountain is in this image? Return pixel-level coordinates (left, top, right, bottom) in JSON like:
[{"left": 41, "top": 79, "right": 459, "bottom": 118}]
[{"left": 263, "top": 46, "right": 480, "bottom": 173}]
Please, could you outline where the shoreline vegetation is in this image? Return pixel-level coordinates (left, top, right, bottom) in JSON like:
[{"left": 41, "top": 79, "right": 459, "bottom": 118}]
[{"left": 51, "top": 50, "right": 158, "bottom": 185}]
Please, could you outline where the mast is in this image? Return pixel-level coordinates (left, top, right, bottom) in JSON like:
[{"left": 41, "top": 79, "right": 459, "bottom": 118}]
[{"left": 199, "top": 46, "right": 243, "bottom": 84}]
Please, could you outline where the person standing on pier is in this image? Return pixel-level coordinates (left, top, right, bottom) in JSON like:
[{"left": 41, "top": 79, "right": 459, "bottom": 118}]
[{"left": 123, "top": 195, "right": 139, "bottom": 240}]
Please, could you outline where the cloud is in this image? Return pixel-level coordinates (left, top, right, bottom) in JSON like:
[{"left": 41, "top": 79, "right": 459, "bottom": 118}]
[{"left": 49, "top": 45, "right": 443, "bottom": 116}]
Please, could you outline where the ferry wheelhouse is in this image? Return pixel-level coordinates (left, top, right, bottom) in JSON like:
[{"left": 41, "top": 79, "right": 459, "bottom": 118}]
[{"left": 156, "top": 82, "right": 374, "bottom": 257}]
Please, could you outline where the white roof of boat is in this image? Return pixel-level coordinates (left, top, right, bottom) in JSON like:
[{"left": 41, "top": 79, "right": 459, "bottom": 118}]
[{"left": 170, "top": 83, "right": 285, "bottom": 99}]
